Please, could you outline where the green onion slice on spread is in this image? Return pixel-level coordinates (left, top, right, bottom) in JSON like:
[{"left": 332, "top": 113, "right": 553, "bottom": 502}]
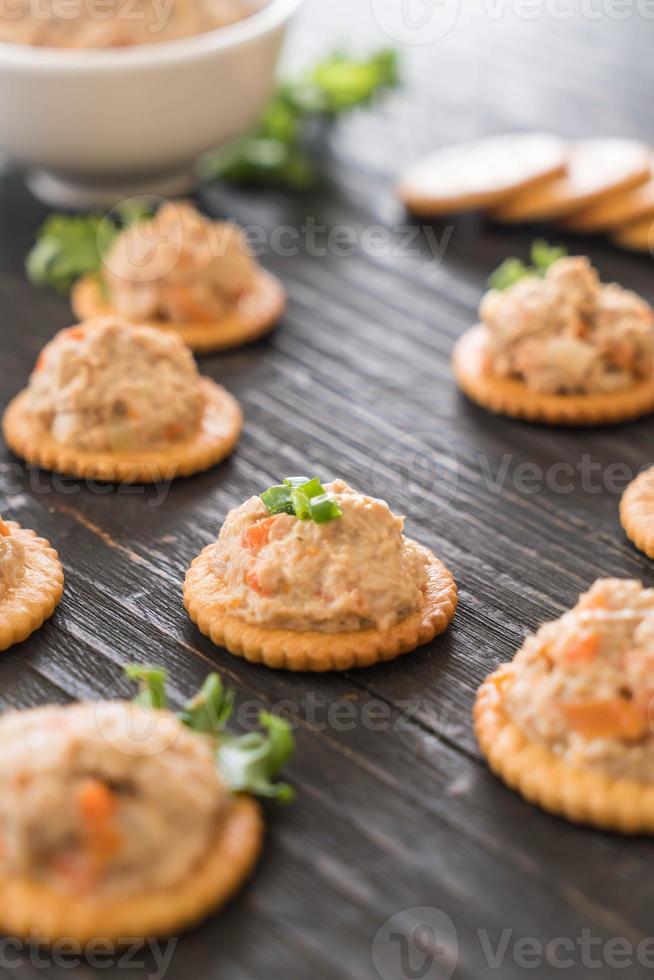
[{"left": 260, "top": 476, "right": 343, "bottom": 523}]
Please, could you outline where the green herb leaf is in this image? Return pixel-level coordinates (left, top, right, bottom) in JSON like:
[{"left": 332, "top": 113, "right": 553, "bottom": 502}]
[
  {"left": 26, "top": 214, "right": 114, "bottom": 295},
  {"left": 216, "top": 712, "right": 296, "bottom": 802},
  {"left": 488, "top": 241, "right": 568, "bottom": 291},
  {"left": 26, "top": 203, "right": 153, "bottom": 296},
  {"left": 200, "top": 48, "right": 399, "bottom": 189},
  {"left": 123, "top": 667, "right": 296, "bottom": 802},
  {"left": 178, "top": 673, "right": 235, "bottom": 734},
  {"left": 124, "top": 665, "right": 169, "bottom": 710}
]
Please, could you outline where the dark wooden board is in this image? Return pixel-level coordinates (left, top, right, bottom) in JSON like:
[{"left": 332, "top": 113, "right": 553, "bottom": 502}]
[{"left": 2, "top": 3, "right": 654, "bottom": 978}]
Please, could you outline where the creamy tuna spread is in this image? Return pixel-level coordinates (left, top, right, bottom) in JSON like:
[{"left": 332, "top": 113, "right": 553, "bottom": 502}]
[
  {"left": 480, "top": 257, "right": 654, "bottom": 394},
  {"left": 505, "top": 579, "right": 654, "bottom": 783},
  {"left": 27, "top": 318, "right": 203, "bottom": 453},
  {"left": 213, "top": 480, "right": 429, "bottom": 632},
  {"left": 0, "top": 0, "right": 255, "bottom": 49},
  {"left": 104, "top": 202, "right": 257, "bottom": 324},
  {"left": 0, "top": 701, "right": 225, "bottom": 896},
  {"left": 0, "top": 521, "right": 24, "bottom": 600}
]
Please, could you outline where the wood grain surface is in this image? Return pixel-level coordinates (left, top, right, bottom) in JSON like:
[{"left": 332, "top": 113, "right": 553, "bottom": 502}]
[{"left": 1, "top": 2, "right": 654, "bottom": 978}]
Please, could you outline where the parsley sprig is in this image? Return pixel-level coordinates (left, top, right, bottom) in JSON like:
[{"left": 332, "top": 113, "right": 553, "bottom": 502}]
[
  {"left": 200, "top": 48, "right": 399, "bottom": 189},
  {"left": 124, "top": 665, "right": 295, "bottom": 802},
  {"left": 261, "top": 476, "right": 343, "bottom": 524},
  {"left": 488, "top": 240, "right": 568, "bottom": 291},
  {"left": 26, "top": 201, "right": 153, "bottom": 296}
]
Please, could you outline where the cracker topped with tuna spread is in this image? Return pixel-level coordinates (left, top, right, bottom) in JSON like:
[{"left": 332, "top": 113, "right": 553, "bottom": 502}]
[
  {"left": 72, "top": 202, "right": 286, "bottom": 353},
  {"left": 184, "top": 477, "right": 457, "bottom": 671},
  {"left": 475, "top": 578, "right": 654, "bottom": 833},
  {"left": 0, "top": 665, "right": 294, "bottom": 943},
  {"left": 453, "top": 243, "right": 654, "bottom": 425},
  {"left": 2, "top": 317, "right": 242, "bottom": 483}
]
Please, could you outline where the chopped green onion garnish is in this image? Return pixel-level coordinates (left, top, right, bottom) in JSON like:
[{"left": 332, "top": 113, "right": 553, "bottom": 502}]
[
  {"left": 216, "top": 712, "right": 296, "bottom": 802},
  {"left": 260, "top": 484, "right": 294, "bottom": 515},
  {"left": 531, "top": 239, "right": 567, "bottom": 272},
  {"left": 308, "top": 492, "right": 343, "bottom": 523},
  {"left": 261, "top": 476, "right": 342, "bottom": 524},
  {"left": 488, "top": 240, "right": 568, "bottom": 290},
  {"left": 178, "top": 673, "right": 235, "bottom": 734},
  {"left": 283, "top": 476, "right": 311, "bottom": 488},
  {"left": 124, "top": 665, "right": 169, "bottom": 710}
]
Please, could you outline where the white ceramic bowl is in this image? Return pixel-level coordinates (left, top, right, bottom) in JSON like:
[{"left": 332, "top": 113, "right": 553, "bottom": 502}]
[{"left": 0, "top": 0, "right": 302, "bottom": 207}]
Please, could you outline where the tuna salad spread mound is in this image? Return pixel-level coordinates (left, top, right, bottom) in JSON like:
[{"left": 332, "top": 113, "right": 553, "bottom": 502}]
[
  {"left": 184, "top": 477, "right": 458, "bottom": 671},
  {"left": 214, "top": 479, "right": 428, "bottom": 633},
  {"left": 475, "top": 579, "right": 654, "bottom": 832},
  {"left": 0, "top": 0, "right": 254, "bottom": 49},
  {"left": 104, "top": 203, "right": 257, "bottom": 325},
  {"left": 2, "top": 317, "right": 243, "bottom": 482},
  {"left": 0, "top": 668, "right": 294, "bottom": 941},
  {"left": 504, "top": 579, "right": 654, "bottom": 783},
  {"left": 0, "top": 702, "right": 224, "bottom": 896},
  {"left": 480, "top": 256, "right": 654, "bottom": 395},
  {"left": 27, "top": 318, "right": 203, "bottom": 453},
  {"left": 73, "top": 202, "right": 286, "bottom": 353}
]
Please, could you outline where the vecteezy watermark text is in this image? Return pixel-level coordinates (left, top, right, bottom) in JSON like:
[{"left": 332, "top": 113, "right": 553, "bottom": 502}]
[
  {"left": 373, "top": 909, "right": 654, "bottom": 978},
  {"left": 0, "top": 933, "right": 177, "bottom": 978}
]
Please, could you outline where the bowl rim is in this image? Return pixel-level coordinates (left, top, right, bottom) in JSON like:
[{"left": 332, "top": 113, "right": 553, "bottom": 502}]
[{"left": 0, "top": 0, "right": 303, "bottom": 71}]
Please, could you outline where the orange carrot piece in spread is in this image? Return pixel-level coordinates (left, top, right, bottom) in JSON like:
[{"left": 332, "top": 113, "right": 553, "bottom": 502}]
[
  {"left": 564, "top": 633, "right": 600, "bottom": 664},
  {"left": 77, "top": 778, "right": 118, "bottom": 826},
  {"left": 67, "top": 327, "right": 85, "bottom": 341},
  {"left": 0, "top": 520, "right": 9, "bottom": 537},
  {"left": 241, "top": 518, "right": 275, "bottom": 554},
  {"left": 560, "top": 698, "right": 647, "bottom": 740},
  {"left": 77, "top": 779, "right": 122, "bottom": 868}
]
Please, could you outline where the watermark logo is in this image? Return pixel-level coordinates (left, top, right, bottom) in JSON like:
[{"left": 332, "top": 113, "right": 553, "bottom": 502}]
[
  {"left": 370, "top": 0, "right": 460, "bottom": 45},
  {"left": 372, "top": 907, "right": 458, "bottom": 980},
  {"left": 370, "top": 431, "right": 459, "bottom": 520},
  {"left": 94, "top": 702, "right": 182, "bottom": 757}
]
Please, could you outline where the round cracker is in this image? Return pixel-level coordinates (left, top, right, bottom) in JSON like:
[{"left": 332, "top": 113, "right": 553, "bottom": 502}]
[
  {"left": 620, "top": 466, "right": 654, "bottom": 560},
  {"left": 490, "top": 139, "right": 650, "bottom": 223},
  {"left": 453, "top": 324, "right": 654, "bottom": 426},
  {"left": 475, "top": 666, "right": 654, "bottom": 834},
  {"left": 184, "top": 541, "right": 457, "bottom": 672},
  {"left": 3, "top": 378, "right": 242, "bottom": 484},
  {"left": 0, "top": 795, "right": 262, "bottom": 944},
  {"left": 72, "top": 269, "right": 286, "bottom": 354},
  {"left": 397, "top": 133, "right": 567, "bottom": 215},
  {"left": 562, "top": 165, "right": 654, "bottom": 232},
  {"left": 612, "top": 215, "right": 654, "bottom": 253},
  {"left": 0, "top": 522, "right": 64, "bottom": 651}
]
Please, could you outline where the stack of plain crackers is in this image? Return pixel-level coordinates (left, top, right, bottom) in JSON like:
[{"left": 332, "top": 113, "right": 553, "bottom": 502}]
[{"left": 398, "top": 135, "right": 654, "bottom": 252}]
